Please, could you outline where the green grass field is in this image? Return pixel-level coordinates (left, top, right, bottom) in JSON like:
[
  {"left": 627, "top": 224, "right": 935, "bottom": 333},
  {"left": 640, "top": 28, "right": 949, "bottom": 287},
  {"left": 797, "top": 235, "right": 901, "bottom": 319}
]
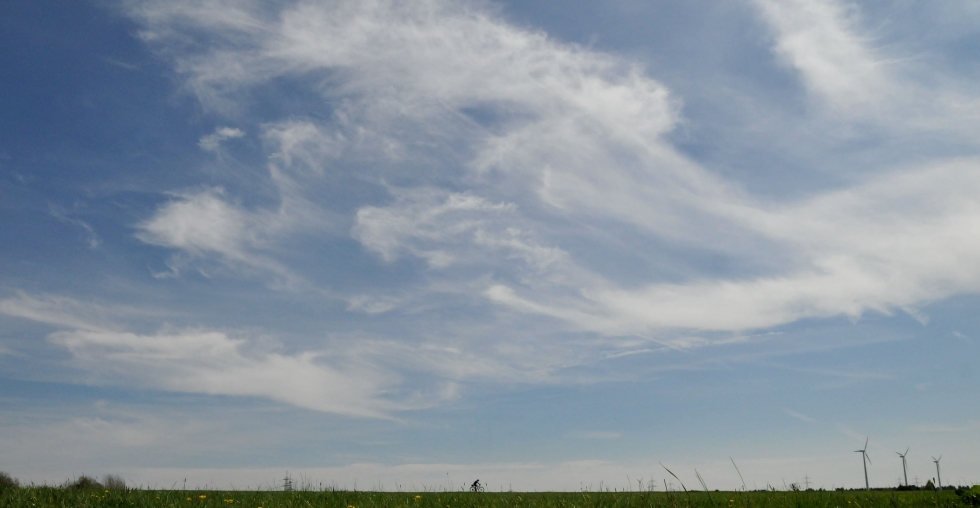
[{"left": 0, "top": 488, "right": 976, "bottom": 508}]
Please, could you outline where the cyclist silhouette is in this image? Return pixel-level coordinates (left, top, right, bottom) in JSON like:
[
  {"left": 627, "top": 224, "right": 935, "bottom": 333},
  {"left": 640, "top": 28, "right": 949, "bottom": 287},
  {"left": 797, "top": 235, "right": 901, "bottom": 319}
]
[{"left": 470, "top": 479, "right": 484, "bottom": 492}]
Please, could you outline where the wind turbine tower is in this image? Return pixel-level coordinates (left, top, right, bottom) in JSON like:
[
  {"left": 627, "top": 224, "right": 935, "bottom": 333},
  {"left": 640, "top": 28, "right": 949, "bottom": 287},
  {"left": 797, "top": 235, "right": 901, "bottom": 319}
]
[
  {"left": 896, "top": 448, "right": 909, "bottom": 487},
  {"left": 932, "top": 456, "right": 942, "bottom": 489},
  {"left": 855, "top": 438, "right": 871, "bottom": 490}
]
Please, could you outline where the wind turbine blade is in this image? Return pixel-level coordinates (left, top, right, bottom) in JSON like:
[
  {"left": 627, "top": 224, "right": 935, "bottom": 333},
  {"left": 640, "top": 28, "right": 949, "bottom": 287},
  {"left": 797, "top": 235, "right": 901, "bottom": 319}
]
[
  {"left": 865, "top": 437, "right": 869, "bottom": 449},
  {"left": 905, "top": 447, "right": 909, "bottom": 456},
  {"left": 938, "top": 455, "right": 942, "bottom": 461},
  {"left": 865, "top": 453, "right": 871, "bottom": 465}
]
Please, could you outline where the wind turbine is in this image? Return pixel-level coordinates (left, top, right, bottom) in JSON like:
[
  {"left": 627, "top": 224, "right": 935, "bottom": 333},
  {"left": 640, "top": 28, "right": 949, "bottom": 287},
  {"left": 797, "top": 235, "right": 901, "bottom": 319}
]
[
  {"left": 932, "top": 455, "right": 942, "bottom": 489},
  {"left": 855, "top": 437, "right": 871, "bottom": 490},
  {"left": 896, "top": 448, "right": 909, "bottom": 487}
]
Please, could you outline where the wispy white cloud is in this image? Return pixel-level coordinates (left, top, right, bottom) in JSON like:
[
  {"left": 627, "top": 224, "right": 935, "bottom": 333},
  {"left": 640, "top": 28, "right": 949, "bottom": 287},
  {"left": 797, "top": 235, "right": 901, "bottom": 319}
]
[
  {"left": 836, "top": 425, "right": 868, "bottom": 442},
  {"left": 138, "top": 189, "right": 255, "bottom": 258},
  {"left": 1, "top": 289, "right": 600, "bottom": 415},
  {"left": 49, "top": 204, "right": 101, "bottom": 249},
  {"left": 493, "top": 158, "right": 980, "bottom": 334},
  {"left": 752, "top": 0, "right": 891, "bottom": 113},
  {"left": 99, "top": 56, "right": 141, "bottom": 71},
  {"left": 784, "top": 409, "right": 815, "bottom": 423},
  {"left": 263, "top": 120, "right": 347, "bottom": 175},
  {"left": 127, "top": 0, "right": 743, "bottom": 246},
  {"left": 198, "top": 126, "right": 244, "bottom": 152},
  {"left": 351, "top": 188, "right": 567, "bottom": 271},
  {"left": 0, "top": 291, "right": 150, "bottom": 332},
  {"left": 136, "top": 188, "right": 299, "bottom": 284},
  {"left": 0, "top": 292, "right": 456, "bottom": 418},
  {"left": 135, "top": 184, "right": 325, "bottom": 287},
  {"left": 50, "top": 327, "right": 401, "bottom": 418},
  {"left": 751, "top": 0, "right": 980, "bottom": 133},
  {"left": 120, "top": 0, "right": 980, "bottom": 375}
]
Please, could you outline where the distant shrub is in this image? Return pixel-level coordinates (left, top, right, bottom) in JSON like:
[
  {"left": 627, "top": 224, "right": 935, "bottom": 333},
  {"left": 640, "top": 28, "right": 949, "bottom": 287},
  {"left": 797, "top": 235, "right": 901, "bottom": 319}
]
[
  {"left": 0, "top": 471, "right": 19, "bottom": 490},
  {"left": 960, "top": 492, "right": 980, "bottom": 507},
  {"left": 103, "top": 474, "right": 127, "bottom": 490},
  {"left": 957, "top": 487, "right": 980, "bottom": 507},
  {"left": 68, "top": 475, "right": 103, "bottom": 490}
]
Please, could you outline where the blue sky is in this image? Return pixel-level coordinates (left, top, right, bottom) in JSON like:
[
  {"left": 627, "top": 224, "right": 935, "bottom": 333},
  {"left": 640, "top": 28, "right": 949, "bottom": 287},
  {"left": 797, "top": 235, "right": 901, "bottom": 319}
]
[{"left": 1, "top": 0, "right": 979, "bottom": 491}]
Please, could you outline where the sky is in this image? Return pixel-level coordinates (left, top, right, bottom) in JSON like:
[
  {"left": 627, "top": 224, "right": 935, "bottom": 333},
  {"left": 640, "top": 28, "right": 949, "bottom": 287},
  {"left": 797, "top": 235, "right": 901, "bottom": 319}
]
[{"left": 1, "top": 0, "right": 980, "bottom": 492}]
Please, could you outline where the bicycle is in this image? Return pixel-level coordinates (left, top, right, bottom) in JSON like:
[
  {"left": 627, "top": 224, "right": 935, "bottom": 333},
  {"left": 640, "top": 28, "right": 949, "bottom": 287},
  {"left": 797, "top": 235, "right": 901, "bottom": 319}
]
[{"left": 470, "top": 480, "right": 484, "bottom": 493}]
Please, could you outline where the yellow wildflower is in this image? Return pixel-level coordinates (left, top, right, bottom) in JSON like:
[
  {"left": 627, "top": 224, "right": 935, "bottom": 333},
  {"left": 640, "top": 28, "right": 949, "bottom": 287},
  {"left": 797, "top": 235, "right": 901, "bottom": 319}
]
[{"left": 200, "top": 494, "right": 207, "bottom": 499}]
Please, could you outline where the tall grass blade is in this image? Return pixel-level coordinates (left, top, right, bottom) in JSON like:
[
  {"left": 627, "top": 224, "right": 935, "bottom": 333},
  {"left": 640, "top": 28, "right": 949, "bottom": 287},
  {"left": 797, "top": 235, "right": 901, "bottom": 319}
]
[
  {"left": 730, "top": 457, "right": 747, "bottom": 492},
  {"left": 695, "top": 469, "right": 714, "bottom": 503}
]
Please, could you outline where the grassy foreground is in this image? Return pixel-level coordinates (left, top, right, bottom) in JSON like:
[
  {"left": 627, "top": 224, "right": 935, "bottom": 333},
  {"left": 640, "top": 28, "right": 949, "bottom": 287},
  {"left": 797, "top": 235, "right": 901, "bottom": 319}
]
[{"left": 0, "top": 489, "right": 975, "bottom": 508}]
